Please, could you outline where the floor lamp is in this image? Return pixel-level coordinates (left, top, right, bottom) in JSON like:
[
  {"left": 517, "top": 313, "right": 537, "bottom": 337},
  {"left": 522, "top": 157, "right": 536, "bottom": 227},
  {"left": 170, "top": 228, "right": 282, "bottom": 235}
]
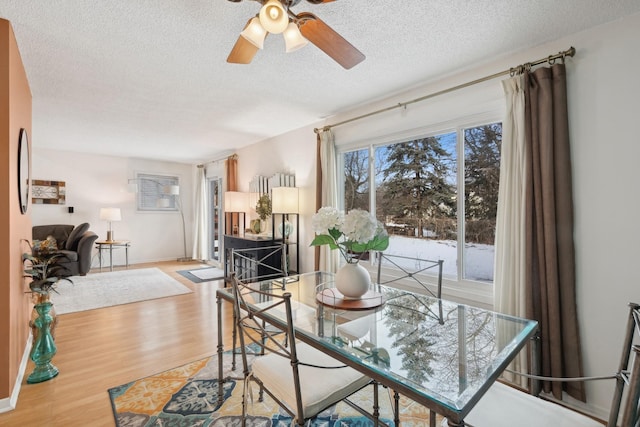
[
  {"left": 165, "top": 185, "right": 191, "bottom": 262},
  {"left": 271, "top": 187, "right": 299, "bottom": 274},
  {"left": 129, "top": 177, "right": 191, "bottom": 262}
]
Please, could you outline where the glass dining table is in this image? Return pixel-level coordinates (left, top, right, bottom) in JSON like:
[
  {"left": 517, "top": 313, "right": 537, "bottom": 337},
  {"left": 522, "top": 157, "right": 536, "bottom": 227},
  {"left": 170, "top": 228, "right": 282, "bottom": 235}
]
[{"left": 216, "top": 271, "right": 538, "bottom": 426}]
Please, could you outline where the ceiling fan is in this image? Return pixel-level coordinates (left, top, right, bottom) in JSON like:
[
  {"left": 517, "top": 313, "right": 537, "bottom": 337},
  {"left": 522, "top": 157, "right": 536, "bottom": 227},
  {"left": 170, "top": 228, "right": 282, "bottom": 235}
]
[{"left": 226, "top": 0, "right": 365, "bottom": 69}]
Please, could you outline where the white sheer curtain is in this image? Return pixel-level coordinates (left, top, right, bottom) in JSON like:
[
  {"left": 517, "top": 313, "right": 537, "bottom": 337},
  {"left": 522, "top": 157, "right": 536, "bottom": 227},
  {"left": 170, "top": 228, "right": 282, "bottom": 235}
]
[
  {"left": 192, "top": 166, "right": 208, "bottom": 261},
  {"left": 494, "top": 75, "right": 527, "bottom": 385},
  {"left": 318, "top": 129, "right": 340, "bottom": 273},
  {"left": 495, "top": 75, "right": 527, "bottom": 317}
]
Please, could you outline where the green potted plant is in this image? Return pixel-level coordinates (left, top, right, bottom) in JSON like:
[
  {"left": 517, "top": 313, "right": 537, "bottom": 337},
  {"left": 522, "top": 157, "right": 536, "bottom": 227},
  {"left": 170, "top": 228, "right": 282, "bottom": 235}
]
[
  {"left": 22, "top": 237, "right": 72, "bottom": 383},
  {"left": 23, "top": 237, "right": 72, "bottom": 297},
  {"left": 255, "top": 194, "right": 272, "bottom": 220},
  {"left": 255, "top": 194, "right": 272, "bottom": 233}
]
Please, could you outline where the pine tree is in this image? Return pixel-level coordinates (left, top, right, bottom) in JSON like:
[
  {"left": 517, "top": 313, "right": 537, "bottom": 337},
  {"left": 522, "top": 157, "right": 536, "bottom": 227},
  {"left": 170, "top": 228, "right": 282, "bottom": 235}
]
[
  {"left": 381, "top": 137, "right": 455, "bottom": 237},
  {"left": 464, "top": 123, "right": 501, "bottom": 244},
  {"left": 464, "top": 123, "right": 501, "bottom": 221}
]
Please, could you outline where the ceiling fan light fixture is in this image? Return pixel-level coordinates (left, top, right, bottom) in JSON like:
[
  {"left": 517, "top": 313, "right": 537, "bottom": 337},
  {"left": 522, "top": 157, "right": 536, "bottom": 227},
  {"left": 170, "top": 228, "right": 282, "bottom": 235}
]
[
  {"left": 284, "top": 21, "right": 308, "bottom": 52},
  {"left": 259, "top": 0, "right": 289, "bottom": 34},
  {"left": 240, "top": 17, "right": 267, "bottom": 49}
]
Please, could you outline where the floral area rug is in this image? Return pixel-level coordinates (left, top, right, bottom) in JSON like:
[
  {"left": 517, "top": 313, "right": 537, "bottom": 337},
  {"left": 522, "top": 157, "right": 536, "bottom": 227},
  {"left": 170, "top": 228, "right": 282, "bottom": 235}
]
[{"left": 108, "top": 349, "right": 433, "bottom": 426}]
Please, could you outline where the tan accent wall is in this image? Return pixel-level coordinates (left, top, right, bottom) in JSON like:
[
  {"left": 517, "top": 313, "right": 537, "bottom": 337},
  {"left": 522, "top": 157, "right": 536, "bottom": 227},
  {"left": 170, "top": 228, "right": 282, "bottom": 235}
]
[{"left": 0, "top": 18, "right": 33, "bottom": 401}]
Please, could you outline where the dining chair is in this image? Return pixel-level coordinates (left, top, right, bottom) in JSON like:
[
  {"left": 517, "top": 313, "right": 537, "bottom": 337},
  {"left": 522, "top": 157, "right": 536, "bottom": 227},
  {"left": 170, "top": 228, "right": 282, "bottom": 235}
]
[
  {"left": 446, "top": 302, "right": 640, "bottom": 427},
  {"left": 374, "top": 252, "right": 444, "bottom": 427},
  {"left": 230, "top": 243, "right": 288, "bottom": 283},
  {"left": 375, "top": 252, "right": 444, "bottom": 299},
  {"left": 229, "top": 243, "right": 289, "bottom": 369},
  {"left": 231, "top": 273, "right": 382, "bottom": 426}
]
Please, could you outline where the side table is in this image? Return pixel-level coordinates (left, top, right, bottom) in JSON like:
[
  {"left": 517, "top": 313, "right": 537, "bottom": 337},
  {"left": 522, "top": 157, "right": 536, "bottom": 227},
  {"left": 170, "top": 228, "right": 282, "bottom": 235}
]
[{"left": 95, "top": 240, "right": 131, "bottom": 272}]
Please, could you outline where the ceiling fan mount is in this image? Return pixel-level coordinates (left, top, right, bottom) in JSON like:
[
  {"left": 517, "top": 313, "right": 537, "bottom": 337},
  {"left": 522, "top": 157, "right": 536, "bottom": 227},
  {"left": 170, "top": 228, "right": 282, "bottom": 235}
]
[
  {"left": 226, "top": 0, "right": 365, "bottom": 69},
  {"left": 227, "top": 0, "right": 331, "bottom": 6}
]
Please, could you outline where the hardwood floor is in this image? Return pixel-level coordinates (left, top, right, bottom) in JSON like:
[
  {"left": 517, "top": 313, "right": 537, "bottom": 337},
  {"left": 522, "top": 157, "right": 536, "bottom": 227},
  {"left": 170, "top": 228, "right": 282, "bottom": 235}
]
[{"left": 0, "top": 261, "right": 233, "bottom": 427}]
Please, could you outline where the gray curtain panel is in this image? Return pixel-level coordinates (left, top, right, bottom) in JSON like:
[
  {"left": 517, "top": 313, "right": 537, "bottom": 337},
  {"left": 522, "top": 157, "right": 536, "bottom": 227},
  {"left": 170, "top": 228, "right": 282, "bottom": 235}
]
[{"left": 524, "top": 64, "right": 585, "bottom": 401}]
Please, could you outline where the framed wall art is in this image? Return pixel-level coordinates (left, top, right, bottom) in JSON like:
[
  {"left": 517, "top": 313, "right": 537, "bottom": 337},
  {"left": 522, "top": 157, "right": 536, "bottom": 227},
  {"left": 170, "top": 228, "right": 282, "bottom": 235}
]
[{"left": 32, "top": 180, "right": 66, "bottom": 205}]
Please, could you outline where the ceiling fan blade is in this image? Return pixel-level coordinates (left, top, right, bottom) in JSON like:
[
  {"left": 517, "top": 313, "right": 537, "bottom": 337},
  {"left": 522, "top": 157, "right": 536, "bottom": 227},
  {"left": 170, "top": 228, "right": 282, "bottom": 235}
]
[
  {"left": 306, "top": 0, "right": 337, "bottom": 3},
  {"left": 297, "top": 12, "right": 365, "bottom": 69},
  {"left": 227, "top": 35, "right": 259, "bottom": 64},
  {"left": 227, "top": 19, "right": 260, "bottom": 64}
]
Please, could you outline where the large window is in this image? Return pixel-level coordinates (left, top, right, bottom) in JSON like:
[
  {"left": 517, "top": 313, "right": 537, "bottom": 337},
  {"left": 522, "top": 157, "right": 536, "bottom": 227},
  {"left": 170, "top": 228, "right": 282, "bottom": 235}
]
[
  {"left": 136, "top": 173, "right": 180, "bottom": 212},
  {"left": 340, "top": 121, "right": 501, "bottom": 289}
]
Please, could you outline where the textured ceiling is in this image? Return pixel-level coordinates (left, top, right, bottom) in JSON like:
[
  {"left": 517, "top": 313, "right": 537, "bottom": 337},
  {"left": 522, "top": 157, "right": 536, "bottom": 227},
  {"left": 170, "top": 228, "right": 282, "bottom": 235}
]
[{"left": 2, "top": 0, "right": 640, "bottom": 164}]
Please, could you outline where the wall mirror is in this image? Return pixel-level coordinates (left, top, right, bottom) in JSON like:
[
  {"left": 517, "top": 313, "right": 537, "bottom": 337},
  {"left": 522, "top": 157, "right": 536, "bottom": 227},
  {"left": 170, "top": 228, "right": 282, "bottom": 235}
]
[{"left": 18, "top": 128, "right": 30, "bottom": 214}]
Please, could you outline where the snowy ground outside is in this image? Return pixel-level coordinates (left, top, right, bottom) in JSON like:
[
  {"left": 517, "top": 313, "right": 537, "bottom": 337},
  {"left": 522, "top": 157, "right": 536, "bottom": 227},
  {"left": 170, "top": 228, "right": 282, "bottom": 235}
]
[{"left": 380, "top": 235, "right": 495, "bottom": 283}]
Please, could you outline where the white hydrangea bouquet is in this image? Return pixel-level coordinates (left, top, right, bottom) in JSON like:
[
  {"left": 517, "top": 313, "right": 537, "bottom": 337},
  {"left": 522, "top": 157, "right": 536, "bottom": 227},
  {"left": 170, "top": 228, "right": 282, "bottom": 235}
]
[{"left": 311, "top": 207, "right": 389, "bottom": 264}]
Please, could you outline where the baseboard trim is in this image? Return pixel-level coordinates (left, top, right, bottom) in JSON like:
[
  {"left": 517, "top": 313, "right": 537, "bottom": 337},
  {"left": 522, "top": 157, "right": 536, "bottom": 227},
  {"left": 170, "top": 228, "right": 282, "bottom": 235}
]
[{"left": 0, "top": 334, "right": 32, "bottom": 413}]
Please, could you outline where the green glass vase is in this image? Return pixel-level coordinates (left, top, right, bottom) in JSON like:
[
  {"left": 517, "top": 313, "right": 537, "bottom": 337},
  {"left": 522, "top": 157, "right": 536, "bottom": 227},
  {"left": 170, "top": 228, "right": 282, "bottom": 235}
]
[
  {"left": 29, "top": 293, "right": 58, "bottom": 341},
  {"left": 27, "top": 301, "right": 59, "bottom": 384}
]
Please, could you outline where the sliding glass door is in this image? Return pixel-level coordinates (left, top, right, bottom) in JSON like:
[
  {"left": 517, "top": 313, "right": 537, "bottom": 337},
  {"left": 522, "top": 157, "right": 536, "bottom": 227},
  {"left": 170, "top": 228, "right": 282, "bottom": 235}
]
[{"left": 207, "top": 177, "right": 222, "bottom": 263}]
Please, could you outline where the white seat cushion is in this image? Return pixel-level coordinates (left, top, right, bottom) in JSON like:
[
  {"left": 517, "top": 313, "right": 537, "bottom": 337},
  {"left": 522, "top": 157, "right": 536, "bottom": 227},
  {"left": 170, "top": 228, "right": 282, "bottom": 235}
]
[
  {"left": 251, "top": 342, "right": 371, "bottom": 419},
  {"left": 459, "top": 381, "right": 603, "bottom": 427}
]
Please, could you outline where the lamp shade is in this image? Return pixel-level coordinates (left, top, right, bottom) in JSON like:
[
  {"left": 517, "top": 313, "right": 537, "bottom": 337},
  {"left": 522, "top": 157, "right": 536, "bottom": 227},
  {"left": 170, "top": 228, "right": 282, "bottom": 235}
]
[
  {"left": 224, "top": 191, "right": 249, "bottom": 212},
  {"left": 259, "top": 0, "right": 288, "bottom": 34},
  {"left": 271, "top": 187, "right": 299, "bottom": 213},
  {"left": 100, "top": 207, "right": 121, "bottom": 222},
  {"left": 163, "top": 184, "right": 180, "bottom": 195},
  {"left": 157, "top": 198, "right": 171, "bottom": 208},
  {"left": 240, "top": 17, "right": 267, "bottom": 49},
  {"left": 284, "top": 22, "right": 308, "bottom": 53}
]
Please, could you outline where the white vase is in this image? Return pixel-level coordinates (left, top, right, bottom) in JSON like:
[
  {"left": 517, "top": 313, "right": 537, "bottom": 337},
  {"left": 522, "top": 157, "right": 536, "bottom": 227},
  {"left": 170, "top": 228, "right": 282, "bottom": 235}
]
[
  {"left": 335, "top": 263, "right": 371, "bottom": 299},
  {"left": 260, "top": 217, "right": 271, "bottom": 236}
]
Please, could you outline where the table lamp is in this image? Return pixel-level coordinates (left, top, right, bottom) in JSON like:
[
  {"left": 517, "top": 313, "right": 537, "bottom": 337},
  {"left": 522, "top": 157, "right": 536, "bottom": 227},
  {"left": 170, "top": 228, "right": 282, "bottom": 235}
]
[
  {"left": 100, "top": 207, "right": 121, "bottom": 242},
  {"left": 224, "top": 191, "right": 248, "bottom": 235}
]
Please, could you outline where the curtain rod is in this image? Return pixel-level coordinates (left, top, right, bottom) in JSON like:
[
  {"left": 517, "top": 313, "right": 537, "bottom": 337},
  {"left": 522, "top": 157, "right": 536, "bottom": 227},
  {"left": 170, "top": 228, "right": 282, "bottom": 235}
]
[
  {"left": 197, "top": 153, "right": 238, "bottom": 168},
  {"left": 314, "top": 46, "right": 576, "bottom": 134}
]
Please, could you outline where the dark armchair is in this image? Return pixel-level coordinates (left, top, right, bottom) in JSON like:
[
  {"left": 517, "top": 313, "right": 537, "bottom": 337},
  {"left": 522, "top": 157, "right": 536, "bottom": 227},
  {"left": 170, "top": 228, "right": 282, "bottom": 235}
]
[{"left": 32, "top": 223, "right": 98, "bottom": 276}]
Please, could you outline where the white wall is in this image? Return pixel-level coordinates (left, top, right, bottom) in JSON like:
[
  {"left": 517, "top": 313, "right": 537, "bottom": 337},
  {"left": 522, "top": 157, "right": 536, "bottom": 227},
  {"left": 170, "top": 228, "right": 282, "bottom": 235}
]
[
  {"left": 235, "top": 12, "right": 640, "bottom": 419},
  {"left": 31, "top": 148, "right": 195, "bottom": 266},
  {"left": 235, "top": 124, "right": 319, "bottom": 274},
  {"left": 566, "top": 12, "right": 640, "bottom": 417}
]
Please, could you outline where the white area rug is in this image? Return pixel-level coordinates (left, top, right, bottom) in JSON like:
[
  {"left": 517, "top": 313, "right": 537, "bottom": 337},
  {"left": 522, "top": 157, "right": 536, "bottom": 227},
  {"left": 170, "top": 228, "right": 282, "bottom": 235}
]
[
  {"left": 51, "top": 268, "right": 192, "bottom": 315},
  {"left": 189, "top": 267, "right": 224, "bottom": 280}
]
